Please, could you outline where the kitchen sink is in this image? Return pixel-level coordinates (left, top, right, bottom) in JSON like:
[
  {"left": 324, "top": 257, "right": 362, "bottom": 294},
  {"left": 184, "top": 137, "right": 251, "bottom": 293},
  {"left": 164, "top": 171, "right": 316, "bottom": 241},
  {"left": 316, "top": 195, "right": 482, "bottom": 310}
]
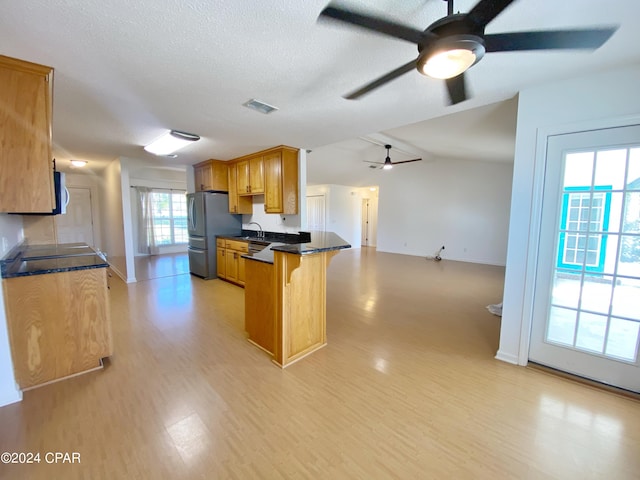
[{"left": 248, "top": 242, "right": 268, "bottom": 254}]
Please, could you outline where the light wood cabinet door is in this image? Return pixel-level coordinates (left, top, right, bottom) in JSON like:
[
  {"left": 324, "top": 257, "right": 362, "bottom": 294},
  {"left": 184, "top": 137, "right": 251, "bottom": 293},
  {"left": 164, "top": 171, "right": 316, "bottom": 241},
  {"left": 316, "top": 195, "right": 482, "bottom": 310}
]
[
  {"left": 3, "top": 268, "right": 112, "bottom": 389},
  {"left": 0, "top": 55, "right": 54, "bottom": 213},
  {"left": 237, "top": 159, "right": 251, "bottom": 195},
  {"left": 225, "top": 249, "right": 239, "bottom": 283},
  {"left": 194, "top": 163, "right": 213, "bottom": 192},
  {"left": 264, "top": 152, "right": 284, "bottom": 213},
  {"left": 227, "top": 163, "right": 252, "bottom": 214},
  {"left": 263, "top": 148, "right": 298, "bottom": 214},
  {"left": 245, "top": 260, "right": 275, "bottom": 353},
  {"left": 216, "top": 246, "right": 226, "bottom": 278},
  {"left": 211, "top": 161, "right": 229, "bottom": 191},
  {"left": 195, "top": 160, "right": 228, "bottom": 192},
  {"left": 238, "top": 255, "right": 246, "bottom": 286},
  {"left": 236, "top": 156, "right": 264, "bottom": 195},
  {"left": 249, "top": 156, "right": 264, "bottom": 194}
]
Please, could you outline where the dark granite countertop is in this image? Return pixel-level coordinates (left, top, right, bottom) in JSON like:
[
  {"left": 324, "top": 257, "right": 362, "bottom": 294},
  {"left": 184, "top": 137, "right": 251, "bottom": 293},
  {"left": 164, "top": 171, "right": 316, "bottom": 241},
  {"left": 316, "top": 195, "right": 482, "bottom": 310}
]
[
  {"left": 1, "top": 242, "right": 109, "bottom": 278},
  {"left": 217, "top": 230, "right": 304, "bottom": 245},
  {"left": 241, "top": 231, "right": 351, "bottom": 265}
]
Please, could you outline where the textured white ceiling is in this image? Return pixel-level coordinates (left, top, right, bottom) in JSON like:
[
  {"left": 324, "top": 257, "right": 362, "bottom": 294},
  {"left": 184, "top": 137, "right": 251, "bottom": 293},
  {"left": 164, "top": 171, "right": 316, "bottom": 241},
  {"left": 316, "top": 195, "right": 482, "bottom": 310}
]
[{"left": 1, "top": 0, "right": 639, "bottom": 176}]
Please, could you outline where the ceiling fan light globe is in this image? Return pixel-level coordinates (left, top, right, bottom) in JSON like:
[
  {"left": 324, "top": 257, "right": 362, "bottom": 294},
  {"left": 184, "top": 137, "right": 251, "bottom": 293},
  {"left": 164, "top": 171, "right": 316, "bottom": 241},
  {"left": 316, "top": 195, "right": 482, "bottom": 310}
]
[
  {"left": 421, "top": 49, "right": 476, "bottom": 79},
  {"left": 383, "top": 163, "right": 393, "bottom": 170},
  {"left": 418, "top": 35, "right": 485, "bottom": 80}
]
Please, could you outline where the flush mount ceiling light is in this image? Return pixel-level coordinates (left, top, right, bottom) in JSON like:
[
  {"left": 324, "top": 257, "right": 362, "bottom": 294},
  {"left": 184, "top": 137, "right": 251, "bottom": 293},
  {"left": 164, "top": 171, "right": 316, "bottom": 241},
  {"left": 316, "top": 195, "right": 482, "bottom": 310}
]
[
  {"left": 243, "top": 99, "right": 279, "bottom": 115},
  {"left": 144, "top": 130, "right": 200, "bottom": 156},
  {"left": 417, "top": 35, "right": 485, "bottom": 79},
  {"left": 70, "top": 160, "right": 88, "bottom": 167}
]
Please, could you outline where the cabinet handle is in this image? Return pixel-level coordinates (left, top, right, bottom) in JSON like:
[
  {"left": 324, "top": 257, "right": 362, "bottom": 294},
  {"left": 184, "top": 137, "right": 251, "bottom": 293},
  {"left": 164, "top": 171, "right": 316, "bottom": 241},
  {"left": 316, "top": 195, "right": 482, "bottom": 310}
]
[
  {"left": 222, "top": 251, "right": 224, "bottom": 256},
  {"left": 234, "top": 252, "right": 237, "bottom": 259}
]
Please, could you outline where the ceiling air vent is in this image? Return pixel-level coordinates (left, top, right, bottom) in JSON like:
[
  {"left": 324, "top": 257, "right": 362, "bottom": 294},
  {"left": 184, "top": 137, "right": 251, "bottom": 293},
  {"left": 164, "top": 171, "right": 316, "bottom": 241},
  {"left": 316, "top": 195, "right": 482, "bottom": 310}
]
[{"left": 243, "top": 99, "right": 278, "bottom": 114}]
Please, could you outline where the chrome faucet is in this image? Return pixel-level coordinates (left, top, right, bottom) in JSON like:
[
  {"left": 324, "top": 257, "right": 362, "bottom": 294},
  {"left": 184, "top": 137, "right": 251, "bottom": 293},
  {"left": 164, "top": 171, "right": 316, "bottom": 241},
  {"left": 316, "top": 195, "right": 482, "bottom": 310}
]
[{"left": 247, "top": 221, "right": 264, "bottom": 238}]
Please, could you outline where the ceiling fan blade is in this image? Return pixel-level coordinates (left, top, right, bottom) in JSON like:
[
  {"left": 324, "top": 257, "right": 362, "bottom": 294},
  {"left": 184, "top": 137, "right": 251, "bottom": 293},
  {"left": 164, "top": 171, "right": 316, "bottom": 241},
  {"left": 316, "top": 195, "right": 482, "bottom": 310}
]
[
  {"left": 466, "top": 0, "right": 516, "bottom": 31},
  {"left": 391, "top": 158, "right": 422, "bottom": 165},
  {"left": 345, "top": 59, "right": 417, "bottom": 100},
  {"left": 445, "top": 73, "right": 467, "bottom": 105},
  {"left": 484, "top": 28, "right": 618, "bottom": 52},
  {"left": 319, "top": 5, "right": 431, "bottom": 44},
  {"left": 363, "top": 161, "right": 384, "bottom": 164}
]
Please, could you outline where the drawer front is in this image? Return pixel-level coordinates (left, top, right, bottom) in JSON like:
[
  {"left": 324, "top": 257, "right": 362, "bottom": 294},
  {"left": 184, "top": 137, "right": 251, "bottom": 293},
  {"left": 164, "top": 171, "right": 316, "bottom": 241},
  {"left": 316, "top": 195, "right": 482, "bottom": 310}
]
[
  {"left": 216, "top": 238, "right": 226, "bottom": 248},
  {"left": 225, "top": 240, "right": 249, "bottom": 252},
  {"left": 189, "top": 236, "right": 207, "bottom": 250}
]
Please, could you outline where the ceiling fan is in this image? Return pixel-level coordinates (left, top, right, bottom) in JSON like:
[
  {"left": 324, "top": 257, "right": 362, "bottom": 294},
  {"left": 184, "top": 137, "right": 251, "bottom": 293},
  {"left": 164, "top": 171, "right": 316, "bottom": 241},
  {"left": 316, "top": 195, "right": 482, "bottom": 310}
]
[
  {"left": 365, "top": 144, "right": 422, "bottom": 170},
  {"left": 318, "top": 0, "right": 618, "bottom": 104}
]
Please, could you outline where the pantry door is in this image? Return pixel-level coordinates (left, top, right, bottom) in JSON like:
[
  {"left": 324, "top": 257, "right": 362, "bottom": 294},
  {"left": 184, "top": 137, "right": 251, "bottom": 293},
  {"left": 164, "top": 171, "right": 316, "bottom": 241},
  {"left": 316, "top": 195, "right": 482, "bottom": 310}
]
[{"left": 529, "top": 124, "right": 640, "bottom": 393}]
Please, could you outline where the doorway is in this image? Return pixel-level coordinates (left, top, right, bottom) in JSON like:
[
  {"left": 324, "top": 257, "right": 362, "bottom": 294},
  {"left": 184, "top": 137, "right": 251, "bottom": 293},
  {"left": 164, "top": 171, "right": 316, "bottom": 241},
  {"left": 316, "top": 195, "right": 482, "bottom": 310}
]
[
  {"left": 529, "top": 124, "right": 640, "bottom": 392},
  {"left": 306, "top": 194, "right": 326, "bottom": 231},
  {"left": 55, "top": 187, "right": 95, "bottom": 246},
  {"left": 361, "top": 196, "right": 378, "bottom": 247}
]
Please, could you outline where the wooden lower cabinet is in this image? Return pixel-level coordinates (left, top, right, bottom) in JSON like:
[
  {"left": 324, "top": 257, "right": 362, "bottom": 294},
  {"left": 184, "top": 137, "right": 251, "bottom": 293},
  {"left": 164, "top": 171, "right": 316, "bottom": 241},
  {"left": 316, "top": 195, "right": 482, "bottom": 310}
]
[
  {"left": 216, "top": 239, "right": 248, "bottom": 286},
  {"left": 216, "top": 245, "right": 226, "bottom": 278},
  {"left": 245, "top": 260, "right": 274, "bottom": 354},
  {"left": 244, "top": 249, "right": 341, "bottom": 367},
  {"left": 3, "top": 267, "right": 112, "bottom": 389}
]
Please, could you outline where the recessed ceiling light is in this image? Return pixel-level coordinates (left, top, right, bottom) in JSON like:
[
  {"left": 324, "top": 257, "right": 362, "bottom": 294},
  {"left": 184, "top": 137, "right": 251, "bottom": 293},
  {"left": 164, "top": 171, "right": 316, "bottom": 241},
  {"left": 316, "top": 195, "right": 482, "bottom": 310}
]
[
  {"left": 243, "top": 99, "right": 278, "bottom": 114},
  {"left": 70, "top": 160, "right": 88, "bottom": 167},
  {"left": 144, "top": 130, "right": 200, "bottom": 156}
]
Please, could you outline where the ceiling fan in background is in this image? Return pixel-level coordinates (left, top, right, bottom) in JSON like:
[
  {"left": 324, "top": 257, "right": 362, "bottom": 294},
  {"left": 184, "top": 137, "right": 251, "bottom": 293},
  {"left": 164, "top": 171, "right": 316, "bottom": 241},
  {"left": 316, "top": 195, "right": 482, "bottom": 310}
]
[
  {"left": 365, "top": 144, "right": 422, "bottom": 170},
  {"left": 318, "top": 0, "right": 618, "bottom": 104}
]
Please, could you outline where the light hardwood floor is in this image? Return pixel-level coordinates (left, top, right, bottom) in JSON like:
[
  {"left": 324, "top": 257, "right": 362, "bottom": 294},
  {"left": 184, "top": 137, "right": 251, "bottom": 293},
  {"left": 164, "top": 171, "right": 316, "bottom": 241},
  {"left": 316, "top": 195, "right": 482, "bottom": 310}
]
[
  {"left": 0, "top": 248, "right": 638, "bottom": 479},
  {"left": 134, "top": 252, "right": 189, "bottom": 281}
]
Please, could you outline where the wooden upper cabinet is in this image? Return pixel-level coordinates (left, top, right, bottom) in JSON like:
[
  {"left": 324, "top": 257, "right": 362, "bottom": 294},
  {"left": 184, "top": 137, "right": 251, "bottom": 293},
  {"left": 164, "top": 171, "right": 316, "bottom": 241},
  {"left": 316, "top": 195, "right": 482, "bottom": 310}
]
[
  {"left": 264, "top": 147, "right": 298, "bottom": 214},
  {"left": 227, "top": 162, "right": 252, "bottom": 214},
  {"left": 236, "top": 159, "right": 250, "bottom": 195},
  {"left": 0, "top": 55, "right": 54, "bottom": 213},
  {"left": 194, "top": 159, "right": 228, "bottom": 192},
  {"left": 237, "top": 155, "right": 264, "bottom": 195},
  {"left": 249, "top": 156, "right": 264, "bottom": 194}
]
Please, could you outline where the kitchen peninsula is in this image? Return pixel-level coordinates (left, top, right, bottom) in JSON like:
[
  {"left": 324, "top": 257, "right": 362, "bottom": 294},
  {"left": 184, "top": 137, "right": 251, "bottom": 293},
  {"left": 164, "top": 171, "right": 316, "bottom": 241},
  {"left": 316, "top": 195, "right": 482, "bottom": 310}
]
[{"left": 241, "top": 231, "right": 350, "bottom": 367}]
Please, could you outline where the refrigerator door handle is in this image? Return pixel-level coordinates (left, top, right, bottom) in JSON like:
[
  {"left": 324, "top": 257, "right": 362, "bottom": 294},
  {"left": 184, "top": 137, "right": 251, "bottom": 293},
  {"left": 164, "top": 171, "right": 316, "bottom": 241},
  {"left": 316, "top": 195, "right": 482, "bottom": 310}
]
[{"left": 189, "top": 196, "right": 196, "bottom": 231}]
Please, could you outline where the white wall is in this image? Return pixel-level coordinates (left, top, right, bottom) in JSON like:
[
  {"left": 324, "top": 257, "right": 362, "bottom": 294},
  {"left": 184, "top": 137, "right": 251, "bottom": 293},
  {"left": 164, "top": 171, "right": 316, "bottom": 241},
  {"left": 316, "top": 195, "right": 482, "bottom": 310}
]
[
  {"left": 0, "top": 214, "right": 23, "bottom": 406},
  {"left": 306, "top": 184, "right": 362, "bottom": 247},
  {"left": 99, "top": 159, "right": 130, "bottom": 281},
  {"left": 498, "top": 64, "right": 640, "bottom": 365},
  {"left": 376, "top": 157, "right": 513, "bottom": 265}
]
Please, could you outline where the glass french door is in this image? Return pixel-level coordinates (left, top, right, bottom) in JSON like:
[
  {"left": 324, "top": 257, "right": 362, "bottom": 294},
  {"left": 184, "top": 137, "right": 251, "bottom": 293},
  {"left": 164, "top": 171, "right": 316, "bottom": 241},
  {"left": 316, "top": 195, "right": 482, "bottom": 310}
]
[{"left": 529, "top": 124, "right": 640, "bottom": 393}]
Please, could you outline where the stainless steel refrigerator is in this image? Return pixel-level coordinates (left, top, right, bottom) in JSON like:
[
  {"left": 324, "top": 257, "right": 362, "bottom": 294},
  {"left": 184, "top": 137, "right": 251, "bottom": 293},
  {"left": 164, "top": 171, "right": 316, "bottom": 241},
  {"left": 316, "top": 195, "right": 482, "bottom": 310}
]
[{"left": 187, "top": 192, "right": 242, "bottom": 279}]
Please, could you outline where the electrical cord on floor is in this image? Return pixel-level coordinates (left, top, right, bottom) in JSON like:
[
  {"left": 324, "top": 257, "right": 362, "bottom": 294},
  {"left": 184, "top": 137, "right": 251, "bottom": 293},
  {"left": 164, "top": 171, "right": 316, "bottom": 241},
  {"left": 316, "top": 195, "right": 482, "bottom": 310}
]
[{"left": 426, "top": 245, "right": 445, "bottom": 261}]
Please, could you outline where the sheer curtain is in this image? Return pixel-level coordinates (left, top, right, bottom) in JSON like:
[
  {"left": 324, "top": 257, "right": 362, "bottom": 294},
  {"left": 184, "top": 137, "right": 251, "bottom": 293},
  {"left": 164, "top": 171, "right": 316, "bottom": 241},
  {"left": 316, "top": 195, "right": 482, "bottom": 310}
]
[{"left": 135, "top": 187, "right": 157, "bottom": 255}]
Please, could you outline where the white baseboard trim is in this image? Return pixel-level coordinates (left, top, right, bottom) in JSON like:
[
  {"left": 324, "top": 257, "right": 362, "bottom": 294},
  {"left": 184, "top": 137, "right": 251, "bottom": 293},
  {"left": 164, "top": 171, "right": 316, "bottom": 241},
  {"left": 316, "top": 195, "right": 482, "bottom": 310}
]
[
  {"left": 495, "top": 350, "right": 520, "bottom": 365},
  {"left": 0, "top": 387, "right": 22, "bottom": 407},
  {"left": 109, "top": 264, "right": 136, "bottom": 283}
]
